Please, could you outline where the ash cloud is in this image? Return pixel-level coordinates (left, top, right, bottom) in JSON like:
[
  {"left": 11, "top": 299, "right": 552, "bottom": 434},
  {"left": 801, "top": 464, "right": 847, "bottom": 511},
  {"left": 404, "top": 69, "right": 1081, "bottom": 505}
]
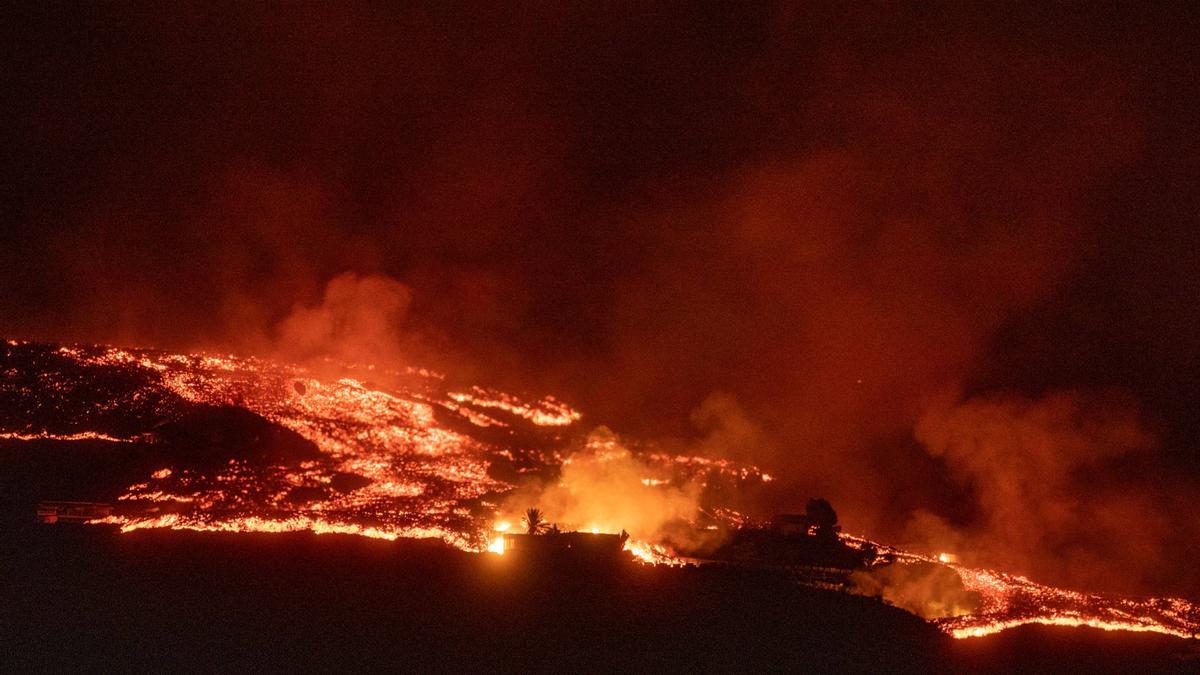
[{"left": 3, "top": 3, "right": 1200, "bottom": 595}]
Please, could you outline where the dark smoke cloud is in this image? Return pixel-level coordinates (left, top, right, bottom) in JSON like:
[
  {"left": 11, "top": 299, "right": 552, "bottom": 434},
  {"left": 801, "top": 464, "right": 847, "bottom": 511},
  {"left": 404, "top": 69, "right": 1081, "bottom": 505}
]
[
  {"left": 3, "top": 3, "right": 1199, "bottom": 594},
  {"left": 912, "top": 389, "right": 1200, "bottom": 595}
]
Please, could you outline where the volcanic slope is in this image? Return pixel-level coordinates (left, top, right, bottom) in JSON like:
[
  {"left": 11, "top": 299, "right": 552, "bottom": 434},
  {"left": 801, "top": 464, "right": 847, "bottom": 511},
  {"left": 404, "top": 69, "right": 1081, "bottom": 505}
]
[{"left": 2, "top": 339, "right": 1199, "bottom": 661}]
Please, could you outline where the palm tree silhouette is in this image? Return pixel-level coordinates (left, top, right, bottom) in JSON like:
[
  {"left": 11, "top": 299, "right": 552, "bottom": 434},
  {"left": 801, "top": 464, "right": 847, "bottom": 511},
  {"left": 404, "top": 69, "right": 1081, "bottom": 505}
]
[{"left": 524, "top": 508, "right": 546, "bottom": 535}]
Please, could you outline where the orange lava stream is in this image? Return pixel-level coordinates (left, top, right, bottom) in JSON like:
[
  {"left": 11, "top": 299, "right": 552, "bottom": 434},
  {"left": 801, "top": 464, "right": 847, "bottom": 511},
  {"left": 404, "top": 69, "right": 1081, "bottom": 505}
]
[
  {"left": 0, "top": 430, "right": 131, "bottom": 442},
  {"left": 941, "top": 564, "right": 1200, "bottom": 640},
  {"left": 447, "top": 386, "right": 581, "bottom": 426},
  {"left": 90, "top": 513, "right": 472, "bottom": 549}
]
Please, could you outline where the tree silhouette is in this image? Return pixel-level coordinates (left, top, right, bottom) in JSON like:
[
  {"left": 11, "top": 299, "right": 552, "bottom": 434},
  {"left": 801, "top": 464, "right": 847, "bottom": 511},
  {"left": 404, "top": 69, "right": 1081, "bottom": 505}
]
[
  {"left": 523, "top": 508, "right": 546, "bottom": 535},
  {"left": 805, "top": 498, "right": 840, "bottom": 540}
]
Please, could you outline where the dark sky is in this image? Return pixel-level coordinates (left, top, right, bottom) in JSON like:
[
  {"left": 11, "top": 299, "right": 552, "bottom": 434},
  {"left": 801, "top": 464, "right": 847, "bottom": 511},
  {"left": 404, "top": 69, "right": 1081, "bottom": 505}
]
[{"left": 3, "top": 2, "right": 1199, "bottom": 594}]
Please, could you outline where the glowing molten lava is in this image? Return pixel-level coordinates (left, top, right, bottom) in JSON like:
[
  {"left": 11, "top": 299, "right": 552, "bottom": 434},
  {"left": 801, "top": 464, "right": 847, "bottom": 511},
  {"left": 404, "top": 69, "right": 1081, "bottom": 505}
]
[
  {"left": 3, "top": 340, "right": 1198, "bottom": 643},
  {"left": 12, "top": 344, "right": 770, "bottom": 554},
  {"left": 942, "top": 564, "right": 1200, "bottom": 640}
]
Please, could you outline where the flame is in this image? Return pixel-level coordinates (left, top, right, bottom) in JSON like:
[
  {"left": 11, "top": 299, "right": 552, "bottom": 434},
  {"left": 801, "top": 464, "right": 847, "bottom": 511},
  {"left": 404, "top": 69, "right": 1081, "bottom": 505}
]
[
  {"left": 487, "top": 535, "right": 506, "bottom": 555},
  {"left": 625, "top": 539, "right": 683, "bottom": 566}
]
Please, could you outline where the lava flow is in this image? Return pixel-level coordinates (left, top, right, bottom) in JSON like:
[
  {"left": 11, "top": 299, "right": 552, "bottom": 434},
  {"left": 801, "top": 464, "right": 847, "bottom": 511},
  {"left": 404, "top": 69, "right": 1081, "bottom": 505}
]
[
  {"left": 2, "top": 341, "right": 770, "bottom": 557},
  {"left": 839, "top": 535, "right": 1200, "bottom": 640},
  {"left": 3, "top": 340, "right": 1198, "bottom": 642},
  {"left": 943, "top": 565, "right": 1200, "bottom": 640}
]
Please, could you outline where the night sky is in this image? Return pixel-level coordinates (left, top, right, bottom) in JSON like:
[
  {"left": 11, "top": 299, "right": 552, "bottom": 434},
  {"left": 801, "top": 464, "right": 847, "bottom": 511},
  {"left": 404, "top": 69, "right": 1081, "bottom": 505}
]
[{"left": 2, "top": 2, "right": 1199, "bottom": 595}]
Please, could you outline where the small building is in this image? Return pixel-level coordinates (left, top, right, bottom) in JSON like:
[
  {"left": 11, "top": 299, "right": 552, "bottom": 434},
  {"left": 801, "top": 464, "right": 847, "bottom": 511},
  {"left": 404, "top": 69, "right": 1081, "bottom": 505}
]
[
  {"left": 502, "top": 530, "right": 629, "bottom": 559},
  {"left": 37, "top": 501, "right": 112, "bottom": 524},
  {"left": 771, "top": 513, "right": 812, "bottom": 537}
]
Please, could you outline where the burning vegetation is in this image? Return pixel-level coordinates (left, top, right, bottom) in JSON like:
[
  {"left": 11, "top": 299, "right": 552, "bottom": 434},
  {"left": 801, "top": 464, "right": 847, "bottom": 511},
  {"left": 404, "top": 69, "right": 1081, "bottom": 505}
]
[{"left": 2, "top": 339, "right": 1198, "bottom": 642}]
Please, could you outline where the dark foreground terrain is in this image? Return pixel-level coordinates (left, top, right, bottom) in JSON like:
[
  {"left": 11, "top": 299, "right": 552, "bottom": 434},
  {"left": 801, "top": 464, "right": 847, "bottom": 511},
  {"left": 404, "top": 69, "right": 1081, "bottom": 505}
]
[
  {"left": 4, "top": 525, "right": 939, "bottom": 673},
  {"left": 4, "top": 526, "right": 1199, "bottom": 674},
  {"left": 2, "top": 437, "right": 1199, "bottom": 673}
]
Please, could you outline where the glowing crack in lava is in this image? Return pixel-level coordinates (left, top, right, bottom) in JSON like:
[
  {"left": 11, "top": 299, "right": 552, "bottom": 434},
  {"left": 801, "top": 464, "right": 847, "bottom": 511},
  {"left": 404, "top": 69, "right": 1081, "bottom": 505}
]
[{"left": 3, "top": 340, "right": 1198, "bottom": 642}]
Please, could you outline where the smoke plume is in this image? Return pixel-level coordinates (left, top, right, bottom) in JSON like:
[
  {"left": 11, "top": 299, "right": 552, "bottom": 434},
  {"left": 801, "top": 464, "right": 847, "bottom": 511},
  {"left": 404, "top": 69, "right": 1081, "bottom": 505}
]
[
  {"left": 911, "top": 389, "right": 1199, "bottom": 595},
  {"left": 275, "top": 272, "right": 413, "bottom": 370},
  {"left": 850, "top": 562, "right": 982, "bottom": 620},
  {"left": 502, "top": 427, "right": 704, "bottom": 547}
]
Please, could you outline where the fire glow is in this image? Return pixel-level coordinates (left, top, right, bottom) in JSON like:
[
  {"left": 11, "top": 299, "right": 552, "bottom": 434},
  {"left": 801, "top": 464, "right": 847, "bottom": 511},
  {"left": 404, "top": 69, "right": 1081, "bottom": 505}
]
[{"left": 5, "top": 342, "right": 1198, "bottom": 643}]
